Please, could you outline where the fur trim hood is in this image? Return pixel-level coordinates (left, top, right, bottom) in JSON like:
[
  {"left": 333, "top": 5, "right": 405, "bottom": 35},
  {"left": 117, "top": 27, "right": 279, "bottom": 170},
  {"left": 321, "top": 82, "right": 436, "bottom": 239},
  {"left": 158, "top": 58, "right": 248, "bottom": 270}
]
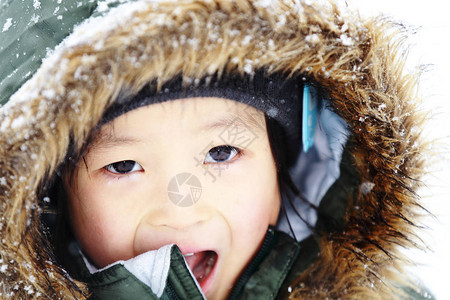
[{"left": 0, "top": 0, "right": 427, "bottom": 298}]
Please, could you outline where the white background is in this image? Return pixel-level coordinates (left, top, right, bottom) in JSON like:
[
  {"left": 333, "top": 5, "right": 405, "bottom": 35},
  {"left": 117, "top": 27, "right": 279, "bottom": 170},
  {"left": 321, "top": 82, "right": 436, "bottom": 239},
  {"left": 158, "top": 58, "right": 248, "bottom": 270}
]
[{"left": 355, "top": 1, "right": 450, "bottom": 299}]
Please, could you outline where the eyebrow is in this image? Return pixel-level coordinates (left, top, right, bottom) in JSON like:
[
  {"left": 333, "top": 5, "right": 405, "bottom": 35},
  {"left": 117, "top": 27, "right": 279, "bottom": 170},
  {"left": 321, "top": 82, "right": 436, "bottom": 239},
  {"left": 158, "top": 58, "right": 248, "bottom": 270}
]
[
  {"left": 202, "top": 110, "right": 266, "bottom": 133},
  {"left": 88, "top": 128, "right": 145, "bottom": 150},
  {"left": 89, "top": 109, "right": 266, "bottom": 149}
]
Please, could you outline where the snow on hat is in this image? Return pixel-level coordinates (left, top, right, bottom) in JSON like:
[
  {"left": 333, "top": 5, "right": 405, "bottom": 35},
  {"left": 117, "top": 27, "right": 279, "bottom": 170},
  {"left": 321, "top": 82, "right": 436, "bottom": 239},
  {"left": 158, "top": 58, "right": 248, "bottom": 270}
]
[{"left": 1, "top": 0, "right": 303, "bottom": 163}]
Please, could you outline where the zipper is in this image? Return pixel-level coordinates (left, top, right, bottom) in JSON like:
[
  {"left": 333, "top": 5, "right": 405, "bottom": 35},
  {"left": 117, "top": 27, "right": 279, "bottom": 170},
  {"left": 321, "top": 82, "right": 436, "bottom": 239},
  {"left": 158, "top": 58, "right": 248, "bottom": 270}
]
[
  {"left": 165, "top": 281, "right": 181, "bottom": 300},
  {"left": 226, "top": 226, "right": 277, "bottom": 300}
]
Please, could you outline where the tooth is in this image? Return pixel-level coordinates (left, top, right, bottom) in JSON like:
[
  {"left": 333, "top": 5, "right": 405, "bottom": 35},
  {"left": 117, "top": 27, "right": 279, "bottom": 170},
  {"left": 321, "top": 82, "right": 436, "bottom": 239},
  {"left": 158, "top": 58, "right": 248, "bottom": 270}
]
[
  {"left": 207, "top": 256, "right": 215, "bottom": 267},
  {"left": 203, "top": 255, "right": 215, "bottom": 278},
  {"left": 183, "top": 252, "right": 194, "bottom": 257},
  {"left": 204, "top": 262, "right": 212, "bottom": 277}
]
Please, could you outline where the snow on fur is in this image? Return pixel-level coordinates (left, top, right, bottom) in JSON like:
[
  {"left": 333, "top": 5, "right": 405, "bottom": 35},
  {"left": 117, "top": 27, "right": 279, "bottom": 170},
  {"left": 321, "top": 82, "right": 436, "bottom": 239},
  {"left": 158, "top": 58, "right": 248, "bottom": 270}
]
[{"left": 0, "top": 0, "right": 427, "bottom": 299}]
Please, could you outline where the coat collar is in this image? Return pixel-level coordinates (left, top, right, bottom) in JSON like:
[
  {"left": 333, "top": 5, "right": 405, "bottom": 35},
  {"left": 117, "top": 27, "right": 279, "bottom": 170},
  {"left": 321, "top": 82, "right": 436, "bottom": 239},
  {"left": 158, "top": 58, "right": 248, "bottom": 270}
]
[{"left": 66, "top": 227, "right": 301, "bottom": 299}]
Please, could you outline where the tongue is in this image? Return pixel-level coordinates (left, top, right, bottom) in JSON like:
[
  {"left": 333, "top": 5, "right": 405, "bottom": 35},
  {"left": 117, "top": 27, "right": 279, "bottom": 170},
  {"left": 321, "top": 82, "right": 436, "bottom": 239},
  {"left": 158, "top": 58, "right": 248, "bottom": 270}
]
[{"left": 184, "top": 251, "right": 216, "bottom": 283}]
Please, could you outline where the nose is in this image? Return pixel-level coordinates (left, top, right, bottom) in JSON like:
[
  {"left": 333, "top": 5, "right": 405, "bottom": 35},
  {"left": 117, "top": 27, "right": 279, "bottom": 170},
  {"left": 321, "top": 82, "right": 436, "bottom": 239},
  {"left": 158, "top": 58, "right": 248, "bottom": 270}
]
[
  {"left": 153, "top": 205, "right": 209, "bottom": 231},
  {"left": 133, "top": 168, "right": 214, "bottom": 254},
  {"left": 143, "top": 171, "right": 210, "bottom": 230}
]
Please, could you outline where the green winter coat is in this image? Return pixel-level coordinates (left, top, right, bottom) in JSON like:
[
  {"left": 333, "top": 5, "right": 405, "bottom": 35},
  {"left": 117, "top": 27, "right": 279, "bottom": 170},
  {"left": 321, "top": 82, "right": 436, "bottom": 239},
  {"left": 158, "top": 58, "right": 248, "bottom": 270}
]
[
  {"left": 0, "top": 0, "right": 433, "bottom": 299},
  {"left": 61, "top": 228, "right": 316, "bottom": 300}
]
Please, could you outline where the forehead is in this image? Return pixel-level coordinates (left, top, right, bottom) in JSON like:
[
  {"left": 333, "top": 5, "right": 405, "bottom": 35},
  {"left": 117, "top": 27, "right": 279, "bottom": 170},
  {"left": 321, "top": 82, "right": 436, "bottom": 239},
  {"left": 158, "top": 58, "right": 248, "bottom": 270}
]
[
  {"left": 90, "top": 97, "right": 266, "bottom": 147},
  {"left": 192, "top": 98, "right": 266, "bottom": 132}
]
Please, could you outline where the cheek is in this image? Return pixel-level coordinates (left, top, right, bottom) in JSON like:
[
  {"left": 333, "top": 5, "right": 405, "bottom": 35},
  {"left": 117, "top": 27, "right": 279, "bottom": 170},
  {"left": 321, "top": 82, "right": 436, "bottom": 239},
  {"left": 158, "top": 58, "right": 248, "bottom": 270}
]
[
  {"left": 69, "top": 188, "right": 109, "bottom": 240},
  {"left": 227, "top": 192, "right": 279, "bottom": 242},
  {"left": 66, "top": 175, "right": 139, "bottom": 267},
  {"left": 219, "top": 164, "right": 281, "bottom": 244},
  {"left": 228, "top": 206, "right": 273, "bottom": 253}
]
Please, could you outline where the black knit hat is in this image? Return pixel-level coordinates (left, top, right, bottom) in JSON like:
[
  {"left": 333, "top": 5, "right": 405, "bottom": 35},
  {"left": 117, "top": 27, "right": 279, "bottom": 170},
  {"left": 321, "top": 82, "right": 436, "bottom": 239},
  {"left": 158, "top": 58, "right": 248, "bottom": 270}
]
[{"left": 101, "top": 69, "right": 303, "bottom": 164}]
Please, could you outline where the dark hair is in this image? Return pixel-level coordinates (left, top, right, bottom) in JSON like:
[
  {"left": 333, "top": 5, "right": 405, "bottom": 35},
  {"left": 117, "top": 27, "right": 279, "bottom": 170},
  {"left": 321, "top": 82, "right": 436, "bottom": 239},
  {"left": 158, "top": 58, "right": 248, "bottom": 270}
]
[
  {"left": 265, "top": 115, "right": 318, "bottom": 240},
  {"left": 38, "top": 133, "right": 96, "bottom": 263}
]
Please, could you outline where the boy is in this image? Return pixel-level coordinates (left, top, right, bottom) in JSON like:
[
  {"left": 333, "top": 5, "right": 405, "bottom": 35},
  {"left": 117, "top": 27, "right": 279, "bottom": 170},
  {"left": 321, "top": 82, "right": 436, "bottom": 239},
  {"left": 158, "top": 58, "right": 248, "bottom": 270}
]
[{"left": 0, "top": 0, "right": 432, "bottom": 299}]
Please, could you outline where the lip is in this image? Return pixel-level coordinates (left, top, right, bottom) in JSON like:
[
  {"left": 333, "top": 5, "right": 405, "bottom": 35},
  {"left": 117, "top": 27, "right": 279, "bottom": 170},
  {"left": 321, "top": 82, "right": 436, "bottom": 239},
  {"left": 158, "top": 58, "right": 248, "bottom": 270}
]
[{"left": 179, "top": 247, "right": 219, "bottom": 296}]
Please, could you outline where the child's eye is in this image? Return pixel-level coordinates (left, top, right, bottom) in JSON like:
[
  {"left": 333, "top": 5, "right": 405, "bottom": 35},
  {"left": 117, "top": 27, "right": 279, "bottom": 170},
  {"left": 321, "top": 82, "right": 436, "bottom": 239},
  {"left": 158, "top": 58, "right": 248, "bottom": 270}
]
[
  {"left": 204, "top": 145, "right": 240, "bottom": 164},
  {"left": 104, "top": 160, "right": 143, "bottom": 174}
]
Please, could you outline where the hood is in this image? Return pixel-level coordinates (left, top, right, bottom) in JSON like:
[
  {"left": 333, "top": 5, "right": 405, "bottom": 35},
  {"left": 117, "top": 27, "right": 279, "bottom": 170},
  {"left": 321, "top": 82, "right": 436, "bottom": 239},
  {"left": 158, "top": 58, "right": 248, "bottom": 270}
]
[{"left": 0, "top": 0, "right": 427, "bottom": 299}]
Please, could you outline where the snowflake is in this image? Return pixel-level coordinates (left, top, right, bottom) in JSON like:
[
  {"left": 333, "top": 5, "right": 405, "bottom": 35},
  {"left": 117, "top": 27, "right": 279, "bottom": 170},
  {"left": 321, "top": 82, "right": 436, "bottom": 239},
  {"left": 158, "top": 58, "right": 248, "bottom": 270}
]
[
  {"left": 33, "top": 0, "right": 41, "bottom": 10},
  {"left": 0, "top": 265, "right": 7, "bottom": 273},
  {"left": 340, "top": 34, "right": 354, "bottom": 46},
  {"left": 2, "top": 18, "right": 12, "bottom": 32}
]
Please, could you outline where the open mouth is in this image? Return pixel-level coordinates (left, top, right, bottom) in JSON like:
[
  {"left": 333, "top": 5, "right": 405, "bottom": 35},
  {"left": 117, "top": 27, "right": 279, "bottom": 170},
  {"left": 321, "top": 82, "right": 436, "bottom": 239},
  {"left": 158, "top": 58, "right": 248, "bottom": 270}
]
[{"left": 183, "top": 250, "right": 218, "bottom": 292}]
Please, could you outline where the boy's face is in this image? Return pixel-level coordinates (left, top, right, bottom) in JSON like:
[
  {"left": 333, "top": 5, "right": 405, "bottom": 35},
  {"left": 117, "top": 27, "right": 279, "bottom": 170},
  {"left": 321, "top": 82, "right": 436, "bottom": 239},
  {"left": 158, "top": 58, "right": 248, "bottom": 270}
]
[{"left": 65, "top": 97, "right": 281, "bottom": 299}]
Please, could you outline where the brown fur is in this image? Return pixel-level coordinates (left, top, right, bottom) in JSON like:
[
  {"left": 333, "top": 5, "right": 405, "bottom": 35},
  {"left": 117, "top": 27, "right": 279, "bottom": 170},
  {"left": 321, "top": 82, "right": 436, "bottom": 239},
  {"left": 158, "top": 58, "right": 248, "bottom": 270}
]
[{"left": 0, "top": 1, "right": 427, "bottom": 298}]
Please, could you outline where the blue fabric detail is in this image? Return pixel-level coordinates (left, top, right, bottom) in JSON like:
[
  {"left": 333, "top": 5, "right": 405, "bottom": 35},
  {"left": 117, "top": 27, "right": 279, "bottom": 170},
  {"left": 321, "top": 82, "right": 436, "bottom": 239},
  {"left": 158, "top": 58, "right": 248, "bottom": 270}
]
[{"left": 302, "top": 84, "right": 319, "bottom": 153}]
